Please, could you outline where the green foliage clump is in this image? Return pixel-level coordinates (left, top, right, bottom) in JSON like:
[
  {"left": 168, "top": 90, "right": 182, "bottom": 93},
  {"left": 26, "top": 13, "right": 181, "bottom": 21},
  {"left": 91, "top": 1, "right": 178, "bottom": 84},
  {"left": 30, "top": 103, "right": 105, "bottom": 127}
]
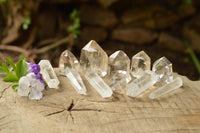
[
  {"left": 0, "top": 0, "right": 7, "bottom": 3},
  {"left": 0, "top": 58, "right": 29, "bottom": 90},
  {"left": 67, "top": 9, "right": 81, "bottom": 38}
]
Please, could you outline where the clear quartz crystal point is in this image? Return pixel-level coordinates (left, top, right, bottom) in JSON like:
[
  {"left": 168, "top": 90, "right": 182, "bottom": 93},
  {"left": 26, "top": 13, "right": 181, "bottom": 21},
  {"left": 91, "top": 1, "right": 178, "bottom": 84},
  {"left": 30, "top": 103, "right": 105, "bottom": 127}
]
[
  {"left": 85, "top": 72, "right": 113, "bottom": 98},
  {"left": 39, "top": 60, "right": 60, "bottom": 88},
  {"left": 80, "top": 40, "right": 108, "bottom": 77},
  {"left": 131, "top": 51, "right": 151, "bottom": 78},
  {"left": 108, "top": 50, "right": 131, "bottom": 92},
  {"left": 150, "top": 57, "right": 183, "bottom": 99},
  {"left": 126, "top": 71, "right": 157, "bottom": 97},
  {"left": 59, "top": 50, "right": 80, "bottom": 76},
  {"left": 149, "top": 77, "right": 183, "bottom": 99},
  {"left": 152, "top": 56, "right": 173, "bottom": 85},
  {"left": 59, "top": 50, "right": 86, "bottom": 94}
]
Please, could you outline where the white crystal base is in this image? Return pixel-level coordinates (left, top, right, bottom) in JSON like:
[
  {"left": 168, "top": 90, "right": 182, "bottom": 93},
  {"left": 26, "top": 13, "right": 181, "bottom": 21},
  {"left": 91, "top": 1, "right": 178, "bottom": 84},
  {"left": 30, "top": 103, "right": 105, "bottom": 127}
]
[
  {"left": 149, "top": 77, "right": 183, "bottom": 99},
  {"left": 85, "top": 72, "right": 113, "bottom": 98}
]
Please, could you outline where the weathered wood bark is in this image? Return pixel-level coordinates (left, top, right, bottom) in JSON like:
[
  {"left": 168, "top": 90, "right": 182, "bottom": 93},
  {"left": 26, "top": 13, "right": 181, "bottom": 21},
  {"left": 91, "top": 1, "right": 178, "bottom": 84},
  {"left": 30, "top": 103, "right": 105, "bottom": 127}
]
[{"left": 0, "top": 69, "right": 200, "bottom": 133}]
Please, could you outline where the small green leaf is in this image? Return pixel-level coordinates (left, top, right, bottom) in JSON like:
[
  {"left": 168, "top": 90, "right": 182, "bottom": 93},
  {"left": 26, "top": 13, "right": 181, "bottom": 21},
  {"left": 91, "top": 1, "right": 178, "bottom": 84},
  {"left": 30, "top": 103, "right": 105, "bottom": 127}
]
[
  {"left": 5, "top": 57, "right": 16, "bottom": 70},
  {"left": 1, "top": 63, "right": 9, "bottom": 73},
  {"left": 15, "top": 59, "right": 28, "bottom": 79},
  {"left": 3, "top": 73, "right": 19, "bottom": 82},
  {"left": 12, "top": 84, "right": 19, "bottom": 91}
]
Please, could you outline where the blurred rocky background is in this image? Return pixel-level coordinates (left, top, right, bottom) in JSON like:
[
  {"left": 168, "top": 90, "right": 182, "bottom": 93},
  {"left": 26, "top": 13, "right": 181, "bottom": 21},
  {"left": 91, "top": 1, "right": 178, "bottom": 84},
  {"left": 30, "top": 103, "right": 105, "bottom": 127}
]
[{"left": 0, "top": 0, "right": 200, "bottom": 80}]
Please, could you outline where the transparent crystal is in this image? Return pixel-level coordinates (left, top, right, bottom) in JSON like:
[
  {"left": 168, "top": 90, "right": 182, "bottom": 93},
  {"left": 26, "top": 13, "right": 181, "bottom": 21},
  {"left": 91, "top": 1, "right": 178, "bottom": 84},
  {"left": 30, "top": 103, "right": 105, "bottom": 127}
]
[
  {"left": 107, "top": 50, "right": 131, "bottom": 92},
  {"left": 39, "top": 60, "right": 60, "bottom": 88},
  {"left": 152, "top": 57, "right": 173, "bottom": 85},
  {"left": 85, "top": 72, "right": 113, "bottom": 98},
  {"left": 59, "top": 50, "right": 80, "bottom": 76},
  {"left": 131, "top": 51, "right": 151, "bottom": 78},
  {"left": 149, "top": 77, "right": 183, "bottom": 99},
  {"left": 126, "top": 71, "right": 157, "bottom": 97},
  {"left": 80, "top": 40, "right": 108, "bottom": 77},
  {"left": 66, "top": 69, "right": 87, "bottom": 94},
  {"left": 59, "top": 50, "right": 86, "bottom": 94}
]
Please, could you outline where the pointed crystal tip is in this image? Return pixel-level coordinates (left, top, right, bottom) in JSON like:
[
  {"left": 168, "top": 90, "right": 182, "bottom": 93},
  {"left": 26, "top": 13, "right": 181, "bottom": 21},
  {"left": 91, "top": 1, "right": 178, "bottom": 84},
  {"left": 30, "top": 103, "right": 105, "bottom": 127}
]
[
  {"left": 109, "top": 50, "right": 130, "bottom": 75},
  {"left": 131, "top": 51, "right": 151, "bottom": 78},
  {"left": 59, "top": 50, "right": 80, "bottom": 75},
  {"left": 80, "top": 40, "right": 108, "bottom": 77},
  {"left": 152, "top": 56, "right": 173, "bottom": 84},
  {"left": 108, "top": 50, "right": 131, "bottom": 92}
]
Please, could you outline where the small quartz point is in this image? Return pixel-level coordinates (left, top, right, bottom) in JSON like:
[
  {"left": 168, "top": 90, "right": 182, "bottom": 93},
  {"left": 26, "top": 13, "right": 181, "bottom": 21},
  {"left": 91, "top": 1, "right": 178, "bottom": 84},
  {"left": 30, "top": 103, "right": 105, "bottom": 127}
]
[
  {"left": 59, "top": 50, "right": 80, "bottom": 76},
  {"left": 80, "top": 40, "right": 108, "bottom": 77},
  {"left": 131, "top": 51, "right": 151, "bottom": 78},
  {"left": 108, "top": 50, "right": 131, "bottom": 92},
  {"left": 150, "top": 57, "right": 182, "bottom": 99},
  {"left": 59, "top": 50, "right": 86, "bottom": 94},
  {"left": 152, "top": 56, "right": 173, "bottom": 85},
  {"left": 39, "top": 60, "right": 60, "bottom": 88},
  {"left": 149, "top": 77, "right": 183, "bottom": 99},
  {"left": 85, "top": 72, "right": 113, "bottom": 98},
  {"left": 126, "top": 71, "right": 157, "bottom": 97}
]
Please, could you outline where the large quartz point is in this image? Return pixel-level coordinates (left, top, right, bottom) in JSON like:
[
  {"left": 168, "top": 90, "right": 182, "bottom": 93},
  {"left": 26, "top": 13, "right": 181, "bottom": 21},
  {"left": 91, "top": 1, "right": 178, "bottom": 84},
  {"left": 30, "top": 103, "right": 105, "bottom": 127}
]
[
  {"left": 131, "top": 51, "right": 151, "bottom": 78},
  {"left": 149, "top": 77, "right": 183, "bottom": 99},
  {"left": 39, "top": 60, "right": 60, "bottom": 88},
  {"left": 126, "top": 71, "right": 157, "bottom": 97},
  {"left": 80, "top": 40, "right": 108, "bottom": 77},
  {"left": 107, "top": 50, "right": 131, "bottom": 92},
  {"left": 85, "top": 72, "right": 113, "bottom": 98},
  {"left": 59, "top": 50, "right": 86, "bottom": 94},
  {"left": 152, "top": 56, "right": 173, "bottom": 85}
]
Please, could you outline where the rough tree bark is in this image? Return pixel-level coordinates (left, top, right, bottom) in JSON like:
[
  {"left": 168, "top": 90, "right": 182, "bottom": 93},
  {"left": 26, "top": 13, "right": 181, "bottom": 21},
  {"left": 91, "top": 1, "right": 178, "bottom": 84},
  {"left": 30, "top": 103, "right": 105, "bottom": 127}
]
[{"left": 0, "top": 69, "right": 200, "bottom": 133}]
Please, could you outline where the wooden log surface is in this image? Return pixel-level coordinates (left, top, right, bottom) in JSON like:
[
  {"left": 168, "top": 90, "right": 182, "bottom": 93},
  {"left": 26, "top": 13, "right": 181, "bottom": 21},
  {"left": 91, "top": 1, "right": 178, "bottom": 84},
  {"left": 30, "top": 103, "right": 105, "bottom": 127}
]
[{"left": 0, "top": 68, "right": 200, "bottom": 133}]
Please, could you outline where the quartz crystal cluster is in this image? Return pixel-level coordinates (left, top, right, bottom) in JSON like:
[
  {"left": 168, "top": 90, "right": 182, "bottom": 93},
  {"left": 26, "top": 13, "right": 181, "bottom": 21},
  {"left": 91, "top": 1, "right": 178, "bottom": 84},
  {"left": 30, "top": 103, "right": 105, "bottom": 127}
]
[{"left": 58, "top": 40, "right": 183, "bottom": 99}]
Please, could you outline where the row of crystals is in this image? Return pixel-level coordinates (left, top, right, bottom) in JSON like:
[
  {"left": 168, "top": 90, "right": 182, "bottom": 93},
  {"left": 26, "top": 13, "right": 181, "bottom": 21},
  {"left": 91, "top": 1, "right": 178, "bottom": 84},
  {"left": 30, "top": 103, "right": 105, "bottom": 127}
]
[{"left": 42, "top": 40, "right": 182, "bottom": 99}]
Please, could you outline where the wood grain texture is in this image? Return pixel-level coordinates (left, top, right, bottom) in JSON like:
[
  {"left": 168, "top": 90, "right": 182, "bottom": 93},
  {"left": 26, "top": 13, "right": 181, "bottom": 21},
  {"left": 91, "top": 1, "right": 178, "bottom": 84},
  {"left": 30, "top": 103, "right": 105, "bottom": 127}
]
[{"left": 0, "top": 69, "right": 200, "bottom": 133}]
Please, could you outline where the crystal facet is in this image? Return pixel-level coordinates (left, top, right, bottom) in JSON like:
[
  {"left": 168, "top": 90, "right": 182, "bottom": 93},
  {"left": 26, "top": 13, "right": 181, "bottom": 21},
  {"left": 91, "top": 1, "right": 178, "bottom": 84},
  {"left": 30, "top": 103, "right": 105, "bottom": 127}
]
[
  {"left": 131, "top": 51, "right": 151, "bottom": 78},
  {"left": 126, "top": 71, "right": 157, "bottom": 97},
  {"left": 39, "top": 60, "right": 60, "bottom": 88},
  {"left": 85, "top": 72, "right": 113, "bottom": 98},
  {"left": 66, "top": 69, "right": 87, "bottom": 94},
  {"left": 59, "top": 50, "right": 80, "bottom": 76},
  {"left": 152, "top": 57, "right": 173, "bottom": 85},
  {"left": 59, "top": 50, "right": 86, "bottom": 94},
  {"left": 80, "top": 40, "right": 108, "bottom": 77},
  {"left": 107, "top": 50, "right": 131, "bottom": 92},
  {"left": 149, "top": 77, "right": 183, "bottom": 99}
]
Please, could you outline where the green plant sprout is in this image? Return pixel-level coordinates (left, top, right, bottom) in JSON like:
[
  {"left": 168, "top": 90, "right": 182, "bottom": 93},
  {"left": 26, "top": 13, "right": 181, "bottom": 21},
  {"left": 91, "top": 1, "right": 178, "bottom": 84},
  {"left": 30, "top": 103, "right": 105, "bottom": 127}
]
[
  {"left": 185, "top": 41, "right": 200, "bottom": 79},
  {"left": 0, "top": 58, "right": 29, "bottom": 90},
  {"left": 67, "top": 9, "right": 81, "bottom": 38},
  {"left": 22, "top": 17, "right": 31, "bottom": 30}
]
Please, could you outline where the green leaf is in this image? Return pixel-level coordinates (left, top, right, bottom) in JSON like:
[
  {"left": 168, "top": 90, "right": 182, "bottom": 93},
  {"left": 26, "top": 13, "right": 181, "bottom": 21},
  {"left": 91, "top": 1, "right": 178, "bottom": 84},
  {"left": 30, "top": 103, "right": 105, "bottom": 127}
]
[
  {"left": 12, "top": 84, "right": 19, "bottom": 91},
  {"left": 8, "top": 66, "right": 13, "bottom": 72},
  {"left": 5, "top": 57, "right": 16, "bottom": 70},
  {"left": 1, "top": 63, "right": 9, "bottom": 73},
  {"left": 3, "top": 73, "right": 19, "bottom": 82},
  {"left": 0, "top": 66, "right": 3, "bottom": 72},
  {"left": 15, "top": 59, "right": 29, "bottom": 79}
]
